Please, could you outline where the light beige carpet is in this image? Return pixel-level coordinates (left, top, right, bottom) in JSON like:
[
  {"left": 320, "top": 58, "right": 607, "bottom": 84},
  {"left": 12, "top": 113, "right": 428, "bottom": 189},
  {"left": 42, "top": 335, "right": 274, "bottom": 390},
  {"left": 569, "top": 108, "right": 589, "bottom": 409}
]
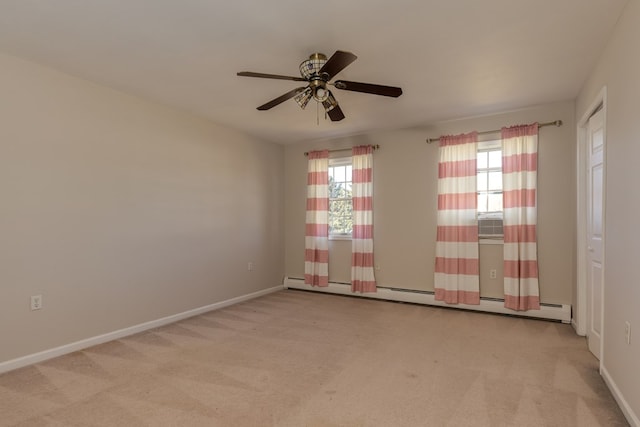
[{"left": 0, "top": 290, "right": 628, "bottom": 426}]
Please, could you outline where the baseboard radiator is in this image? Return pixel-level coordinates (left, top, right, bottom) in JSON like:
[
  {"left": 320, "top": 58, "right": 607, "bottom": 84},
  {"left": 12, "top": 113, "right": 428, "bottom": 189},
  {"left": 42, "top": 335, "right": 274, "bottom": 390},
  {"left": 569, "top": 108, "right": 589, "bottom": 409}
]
[{"left": 283, "top": 277, "right": 571, "bottom": 323}]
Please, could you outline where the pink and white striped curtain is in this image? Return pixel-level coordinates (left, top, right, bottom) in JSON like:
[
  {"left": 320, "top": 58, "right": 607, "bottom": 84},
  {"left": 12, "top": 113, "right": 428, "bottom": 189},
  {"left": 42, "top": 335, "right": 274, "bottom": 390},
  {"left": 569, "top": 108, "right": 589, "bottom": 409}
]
[
  {"left": 351, "top": 145, "right": 377, "bottom": 293},
  {"left": 305, "top": 150, "right": 329, "bottom": 287},
  {"left": 502, "top": 123, "right": 540, "bottom": 310},
  {"left": 434, "top": 132, "right": 480, "bottom": 305}
]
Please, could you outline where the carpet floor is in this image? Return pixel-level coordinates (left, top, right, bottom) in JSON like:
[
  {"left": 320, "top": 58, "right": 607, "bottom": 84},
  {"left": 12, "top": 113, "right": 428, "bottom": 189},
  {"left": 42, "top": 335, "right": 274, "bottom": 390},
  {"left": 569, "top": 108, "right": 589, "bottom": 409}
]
[{"left": 0, "top": 289, "right": 629, "bottom": 426}]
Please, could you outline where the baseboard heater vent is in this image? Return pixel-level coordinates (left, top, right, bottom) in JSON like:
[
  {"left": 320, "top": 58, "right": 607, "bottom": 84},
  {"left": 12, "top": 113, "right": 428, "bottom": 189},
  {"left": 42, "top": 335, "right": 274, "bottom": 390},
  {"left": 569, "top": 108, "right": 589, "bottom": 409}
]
[{"left": 283, "top": 277, "right": 571, "bottom": 323}]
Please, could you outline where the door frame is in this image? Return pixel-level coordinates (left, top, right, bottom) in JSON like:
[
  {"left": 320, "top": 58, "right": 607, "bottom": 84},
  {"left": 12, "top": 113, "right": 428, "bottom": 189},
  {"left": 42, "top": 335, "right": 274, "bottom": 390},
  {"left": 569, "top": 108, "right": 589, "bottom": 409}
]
[{"left": 575, "top": 86, "right": 607, "bottom": 365}]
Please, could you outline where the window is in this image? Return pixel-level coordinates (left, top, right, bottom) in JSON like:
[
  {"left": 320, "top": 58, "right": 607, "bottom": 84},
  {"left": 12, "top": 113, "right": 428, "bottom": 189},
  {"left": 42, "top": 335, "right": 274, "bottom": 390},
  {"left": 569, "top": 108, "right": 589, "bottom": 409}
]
[
  {"left": 328, "top": 157, "right": 352, "bottom": 238},
  {"left": 477, "top": 141, "right": 503, "bottom": 237}
]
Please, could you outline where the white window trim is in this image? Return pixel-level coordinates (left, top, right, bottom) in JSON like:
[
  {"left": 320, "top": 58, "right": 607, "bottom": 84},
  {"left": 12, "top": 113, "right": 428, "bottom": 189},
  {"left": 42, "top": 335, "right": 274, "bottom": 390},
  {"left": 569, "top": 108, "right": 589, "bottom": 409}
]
[
  {"left": 478, "top": 211, "right": 503, "bottom": 220},
  {"left": 329, "top": 156, "right": 352, "bottom": 167},
  {"left": 328, "top": 156, "right": 353, "bottom": 240},
  {"left": 477, "top": 139, "right": 501, "bottom": 150},
  {"left": 479, "top": 237, "right": 504, "bottom": 245},
  {"left": 329, "top": 233, "right": 352, "bottom": 241},
  {"left": 477, "top": 140, "right": 504, "bottom": 241}
]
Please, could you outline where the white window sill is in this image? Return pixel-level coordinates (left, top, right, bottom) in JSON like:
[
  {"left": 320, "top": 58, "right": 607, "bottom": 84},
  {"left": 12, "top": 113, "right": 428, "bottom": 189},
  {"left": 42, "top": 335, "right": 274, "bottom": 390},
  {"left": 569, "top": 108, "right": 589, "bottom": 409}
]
[
  {"left": 480, "top": 238, "right": 504, "bottom": 245},
  {"left": 329, "top": 234, "right": 352, "bottom": 241}
]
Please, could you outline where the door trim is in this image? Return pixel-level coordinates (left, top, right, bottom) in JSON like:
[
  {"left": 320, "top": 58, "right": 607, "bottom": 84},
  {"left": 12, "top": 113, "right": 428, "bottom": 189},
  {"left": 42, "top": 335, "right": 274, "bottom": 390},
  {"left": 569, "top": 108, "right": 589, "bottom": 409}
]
[{"left": 576, "top": 86, "right": 607, "bottom": 366}]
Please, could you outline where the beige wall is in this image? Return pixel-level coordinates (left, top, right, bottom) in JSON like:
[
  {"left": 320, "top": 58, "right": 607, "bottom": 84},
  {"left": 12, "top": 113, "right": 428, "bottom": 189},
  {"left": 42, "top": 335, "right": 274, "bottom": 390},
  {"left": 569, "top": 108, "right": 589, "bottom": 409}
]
[
  {"left": 285, "top": 101, "right": 576, "bottom": 304},
  {"left": 576, "top": 0, "right": 640, "bottom": 420},
  {"left": 0, "top": 53, "right": 284, "bottom": 363}
]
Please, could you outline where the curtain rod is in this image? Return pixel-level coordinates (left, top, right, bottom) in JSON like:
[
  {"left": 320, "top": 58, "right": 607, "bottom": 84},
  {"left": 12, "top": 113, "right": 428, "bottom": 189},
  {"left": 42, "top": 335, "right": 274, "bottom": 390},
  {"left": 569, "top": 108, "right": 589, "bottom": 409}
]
[
  {"left": 304, "top": 144, "right": 380, "bottom": 156},
  {"left": 425, "top": 120, "right": 563, "bottom": 144}
]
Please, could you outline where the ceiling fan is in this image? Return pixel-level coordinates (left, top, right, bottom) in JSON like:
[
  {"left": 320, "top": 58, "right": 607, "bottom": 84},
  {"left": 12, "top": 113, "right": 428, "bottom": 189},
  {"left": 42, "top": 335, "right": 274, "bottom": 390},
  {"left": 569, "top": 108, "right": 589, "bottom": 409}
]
[{"left": 237, "top": 50, "right": 402, "bottom": 122}]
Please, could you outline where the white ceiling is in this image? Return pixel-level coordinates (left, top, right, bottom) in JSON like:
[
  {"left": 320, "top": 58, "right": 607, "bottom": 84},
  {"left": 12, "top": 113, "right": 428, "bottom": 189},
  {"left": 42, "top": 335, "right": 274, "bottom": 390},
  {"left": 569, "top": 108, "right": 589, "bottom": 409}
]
[{"left": 0, "top": 0, "right": 628, "bottom": 144}]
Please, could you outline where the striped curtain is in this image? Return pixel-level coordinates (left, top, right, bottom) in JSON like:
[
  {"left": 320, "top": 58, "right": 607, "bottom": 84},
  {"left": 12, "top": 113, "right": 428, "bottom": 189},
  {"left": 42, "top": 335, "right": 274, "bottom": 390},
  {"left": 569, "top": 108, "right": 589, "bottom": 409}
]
[
  {"left": 351, "top": 145, "right": 377, "bottom": 293},
  {"left": 304, "top": 150, "right": 329, "bottom": 287},
  {"left": 502, "top": 124, "right": 540, "bottom": 310},
  {"left": 434, "top": 132, "right": 480, "bottom": 305}
]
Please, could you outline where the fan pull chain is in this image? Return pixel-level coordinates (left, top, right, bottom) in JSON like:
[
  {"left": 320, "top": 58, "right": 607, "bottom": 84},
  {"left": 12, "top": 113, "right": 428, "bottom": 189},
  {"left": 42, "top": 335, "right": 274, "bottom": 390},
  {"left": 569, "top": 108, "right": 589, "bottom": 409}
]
[{"left": 316, "top": 100, "right": 320, "bottom": 126}]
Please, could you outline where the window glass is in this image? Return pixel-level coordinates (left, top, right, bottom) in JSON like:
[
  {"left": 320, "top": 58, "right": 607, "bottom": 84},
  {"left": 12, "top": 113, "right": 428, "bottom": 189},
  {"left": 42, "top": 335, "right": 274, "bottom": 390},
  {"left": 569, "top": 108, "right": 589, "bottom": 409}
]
[
  {"left": 477, "top": 142, "right": 504, "bottom": 238},
  {"left": 477, "top": 152, "right": 488, "bottom": 169},
  {"left": 488, "top": 150, "right": 502, "bottom": 168},
  {"left": 487, "top": 193, "right": 503, "bottom": 212},
  {"left": 488, "top": 171, "right": 502, "bottom": 190},
  {"left": 328, "top": 159, "right": 353, "bottom": 237},
  {"left": 477, "top": 172, "right": 488, "bottom": 192}
]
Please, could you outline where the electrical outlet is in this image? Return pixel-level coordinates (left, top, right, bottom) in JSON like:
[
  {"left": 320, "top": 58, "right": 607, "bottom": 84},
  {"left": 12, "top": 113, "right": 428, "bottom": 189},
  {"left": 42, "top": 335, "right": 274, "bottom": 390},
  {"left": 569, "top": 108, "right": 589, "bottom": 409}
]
[
  {"left": 489, "top": 269, "right": 497, "bottom": 279},
  {"left": 30, "top": 295, "right": 43, "bottom": 311},
  {"left": 247, "top": 262, "right": 254, "bottom": 271},
  {"left": 625, "top": 321, "right": 631, "bottom": 345}
]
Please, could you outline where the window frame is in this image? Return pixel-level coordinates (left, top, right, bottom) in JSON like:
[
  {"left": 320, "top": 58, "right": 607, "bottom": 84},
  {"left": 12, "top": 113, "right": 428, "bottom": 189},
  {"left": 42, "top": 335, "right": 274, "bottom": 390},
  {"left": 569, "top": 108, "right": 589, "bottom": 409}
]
[
  {"left": 477, "top": 140, "right": 504, "bottom": 239},
  {"left": 328, "top": 156, "right": 353, "bottom": 240}
]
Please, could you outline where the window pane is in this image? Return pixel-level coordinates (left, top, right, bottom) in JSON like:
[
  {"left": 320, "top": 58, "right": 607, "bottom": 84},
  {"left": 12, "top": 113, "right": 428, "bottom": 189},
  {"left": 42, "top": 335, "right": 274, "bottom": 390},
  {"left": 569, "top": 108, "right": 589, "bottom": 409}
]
[
  {"left": 478, "top": 193, "right": 488, "bottom": 213},
  {"left": 337, "top": 183, "right": 348, "bottom": 198},
  {"left": 330, "top": 199, "right": 352, "bottom": 214},
  {"left": 488, "top": 171, "right": 502, "bottom": 190},
  {"left": 477, "top": 172, "right": 488, "bottom": 191},
  {"left": 487, "top": 193, "right": 503, "bottom": 212},
  {"left": 477, "top": 148, "right": 503, "bottom": 221},
  {"left": 477, "top": 152, "right": 488, "bottom": 169},
  {"left": 488, "top": 150, "right": 502, "bottom": 168},
  {"left": 328, "top": 159, "right": 353, "bottom": 236},
  {"left": 329, "top": 199, "right": 353, "bottom": 234},
  {"left": 331, "top": 223, "right": 351, "bottom": 235},
  {"left": 329, "top": 181, "right": 338, "bottom": 198},
  {"left": 341, "top": 184, "right": 350, "bottom": 198}
]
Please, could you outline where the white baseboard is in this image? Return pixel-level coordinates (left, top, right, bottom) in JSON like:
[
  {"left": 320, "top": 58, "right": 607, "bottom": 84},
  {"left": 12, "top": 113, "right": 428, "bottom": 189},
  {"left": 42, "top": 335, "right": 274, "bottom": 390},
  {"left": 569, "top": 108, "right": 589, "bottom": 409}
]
[
  {"left": 283, "top": 277, "right": 571, "bottom": 323},
  {"left": 0, "top": 285, "right": 281, "bottom": 375},
  {"left": 571, "top": 318, "right": 585, "bottom": 336},
  {"left": 602, "top": 365, "right": 640, "bottom": 427}
]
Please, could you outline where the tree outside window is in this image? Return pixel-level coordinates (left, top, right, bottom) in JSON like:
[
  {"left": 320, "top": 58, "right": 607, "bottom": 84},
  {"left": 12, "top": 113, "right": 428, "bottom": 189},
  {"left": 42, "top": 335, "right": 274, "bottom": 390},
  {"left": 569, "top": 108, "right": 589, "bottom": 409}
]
[{"left": 328, "top": 159, "right": 352, "bottom": 238}]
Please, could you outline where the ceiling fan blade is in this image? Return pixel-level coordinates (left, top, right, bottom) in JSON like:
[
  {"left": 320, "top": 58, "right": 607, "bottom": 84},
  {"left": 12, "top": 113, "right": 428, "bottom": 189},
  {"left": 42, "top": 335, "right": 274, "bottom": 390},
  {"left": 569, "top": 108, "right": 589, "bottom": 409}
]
[
  {"left": 327, "top": 104, "right": 345, "bottom": 122},
  {"left": 319, "top": 50, "right": 357, "bottom": 79},
  {"left": 238, "top": 71, "right": 307, "bottom": 82},
  {"left": 257, "top": 87, "right": 306, "bottom": 111},
  {"left": 333, "top": 80, "right": 403, "bottom": 97}
]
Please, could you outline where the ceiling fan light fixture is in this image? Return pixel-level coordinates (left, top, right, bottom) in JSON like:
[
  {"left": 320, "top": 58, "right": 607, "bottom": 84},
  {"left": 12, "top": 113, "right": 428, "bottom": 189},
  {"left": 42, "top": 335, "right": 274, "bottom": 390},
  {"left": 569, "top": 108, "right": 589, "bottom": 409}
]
[
  {"left": 313, "top": 86, "right": 329, "bottom": 102},
  {"left": 322, "top": 91, "right": 338, "bottom": 112},
  {"left": 299, "top": 53, "right": 327, "bottom": 80},
  {"left": 294, "top": 87, "right": 312, "bottom": 109},
  {"left": 237, "top": 50, "right": 403, "bottom": 122}
]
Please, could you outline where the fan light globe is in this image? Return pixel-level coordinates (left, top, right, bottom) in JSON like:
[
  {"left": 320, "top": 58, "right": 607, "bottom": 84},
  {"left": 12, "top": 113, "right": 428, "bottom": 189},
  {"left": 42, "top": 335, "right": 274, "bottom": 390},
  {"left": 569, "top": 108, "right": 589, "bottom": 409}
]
[
  {"left": 322, "top": 91, "right": 338, "bottom": 111},
  {"left": 294, "top": 88, "right": 312, "bottom": 109},
  {"left": 299, "top": 53, "right": 327, "bottom": 80},
  {"left": 313, "top": 86, "right": 329, "bottom": 102}
]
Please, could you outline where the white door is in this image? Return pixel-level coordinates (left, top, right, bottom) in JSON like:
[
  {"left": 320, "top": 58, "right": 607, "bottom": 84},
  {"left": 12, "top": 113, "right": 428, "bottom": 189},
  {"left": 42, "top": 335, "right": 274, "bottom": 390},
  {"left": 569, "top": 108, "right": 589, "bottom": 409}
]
[{"left": 586, "top": 108, "right": 605, "bottom": 359}]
